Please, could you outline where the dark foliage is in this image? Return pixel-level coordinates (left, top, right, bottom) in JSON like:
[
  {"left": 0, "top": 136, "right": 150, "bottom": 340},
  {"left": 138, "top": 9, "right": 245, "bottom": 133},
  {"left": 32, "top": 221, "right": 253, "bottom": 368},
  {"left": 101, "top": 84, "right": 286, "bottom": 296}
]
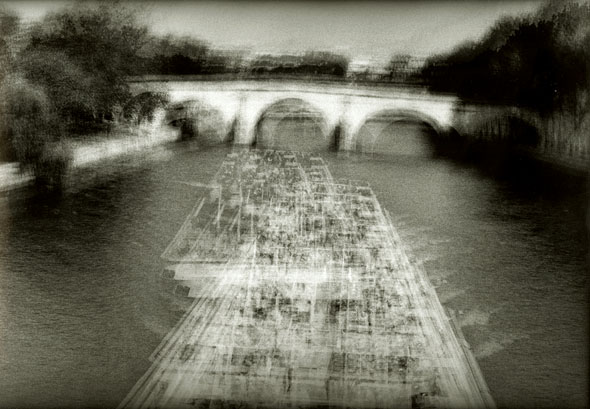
[
  {"left": 0, "top": 7, "right": 20, "bottom": 160},
  {"left": 21, "top": 1, "right": 148, "bottom": 129},
  {"left": 133, "top": 34, "right": 210, "bottom": 75},
  {"left": 418, "top": 1, "right": 590, "bottom": 119},
  {"left": 123, "top": 92, "right": 170, "bottom": 125},
  {"left": 0, "top": 76, "right": 67, "bottom": 184}
]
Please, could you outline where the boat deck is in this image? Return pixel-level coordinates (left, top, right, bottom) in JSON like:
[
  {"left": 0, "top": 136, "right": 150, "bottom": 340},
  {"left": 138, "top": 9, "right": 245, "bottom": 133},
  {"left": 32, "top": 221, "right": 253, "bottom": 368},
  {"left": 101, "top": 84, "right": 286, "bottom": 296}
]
[{"left": 120, "top": 149, "right": 495, "bottom": 409}]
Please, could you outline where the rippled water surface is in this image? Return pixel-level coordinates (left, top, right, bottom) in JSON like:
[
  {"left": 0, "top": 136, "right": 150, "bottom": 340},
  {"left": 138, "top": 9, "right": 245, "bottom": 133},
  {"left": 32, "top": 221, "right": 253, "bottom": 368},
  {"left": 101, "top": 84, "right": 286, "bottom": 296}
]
[{"left": 0, "top": 122, "right": 587, "bottom": 408}]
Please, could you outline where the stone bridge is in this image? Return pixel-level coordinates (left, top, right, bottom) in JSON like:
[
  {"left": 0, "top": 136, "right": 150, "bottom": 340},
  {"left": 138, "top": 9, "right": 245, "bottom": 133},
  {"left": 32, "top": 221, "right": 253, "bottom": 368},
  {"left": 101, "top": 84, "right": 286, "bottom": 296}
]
[
  {"left": 128, "top": 79, "right": 459, "bottom": 151},
  {"left": 128, "top": 78, "right": 588, "bottom": 165}
]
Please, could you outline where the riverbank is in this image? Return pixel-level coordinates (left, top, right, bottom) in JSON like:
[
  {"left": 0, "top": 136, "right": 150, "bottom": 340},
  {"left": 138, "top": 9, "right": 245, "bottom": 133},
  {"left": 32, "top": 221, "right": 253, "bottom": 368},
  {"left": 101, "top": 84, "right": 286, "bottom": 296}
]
[
  {"left": 65, "top": 122, "right": 179, "bottom": 169},
  {"left": 0, "top": 162, "right": 34, "bottom": 192},
  {"left": 532, "top": 150, "right": 589, "bottom": 177},
  {"left": 0, "top": 116, "right": 179, "bottom": 192},
  {"left": 447, "top": 308, "right": 497, "bottom": 409}
]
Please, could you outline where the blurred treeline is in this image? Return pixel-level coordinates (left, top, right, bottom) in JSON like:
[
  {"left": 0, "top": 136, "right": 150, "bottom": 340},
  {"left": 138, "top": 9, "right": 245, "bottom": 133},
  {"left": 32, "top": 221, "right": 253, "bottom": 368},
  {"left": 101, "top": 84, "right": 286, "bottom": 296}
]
[
  {"left": 134, "top": 40, "right": 349, "bottom": 77},
  {"left": 247, "top": 52, "right": 347, "bottom": 77},
  {"left": 418, "top": 1, "right": 590, "bottom": 121}
]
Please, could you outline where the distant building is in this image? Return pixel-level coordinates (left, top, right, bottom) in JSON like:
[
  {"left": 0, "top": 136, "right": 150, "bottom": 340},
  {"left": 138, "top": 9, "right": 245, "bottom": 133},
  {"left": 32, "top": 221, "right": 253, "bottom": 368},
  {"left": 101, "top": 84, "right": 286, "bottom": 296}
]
[
  {"left": 203, "top": 48, "right": 250, "bottom": 73},
  {"left": 247, "top": 51, "right": 347, "bottom": 77},
  {"left": 249, "top": 53, "right": 303, "bottom": 73},
  {"left": 347, "top": 55, "right": 426, "bottom": 82},
  {"left": 346, "top": 57, "right": 390, "bottom": 81}
]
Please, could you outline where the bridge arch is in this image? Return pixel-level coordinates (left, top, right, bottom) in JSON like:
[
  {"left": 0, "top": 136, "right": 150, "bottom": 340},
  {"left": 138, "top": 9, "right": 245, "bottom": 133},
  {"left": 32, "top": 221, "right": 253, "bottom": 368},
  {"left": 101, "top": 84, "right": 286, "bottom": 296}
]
[
  {"left": 464, "top": 109, "right": 543, "bottom": 149},
  {"left": 168, "top": 99, "right": 233, "bottom": 144},
  {"left": 122, "top": 92, "right": 169, "bottom": 125},
  {"left": 252, "top": 98, "right": 334, "bottom": 151},
  {"left": 353, "top": 109, "right": 444, "bottom": 155}
]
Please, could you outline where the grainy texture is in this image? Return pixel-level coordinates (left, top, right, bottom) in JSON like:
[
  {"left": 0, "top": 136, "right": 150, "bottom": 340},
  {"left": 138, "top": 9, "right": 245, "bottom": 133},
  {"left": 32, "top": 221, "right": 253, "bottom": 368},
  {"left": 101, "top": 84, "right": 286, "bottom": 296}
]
[{"left": 120, "top": 149, "right": 495, "bottom": 409}]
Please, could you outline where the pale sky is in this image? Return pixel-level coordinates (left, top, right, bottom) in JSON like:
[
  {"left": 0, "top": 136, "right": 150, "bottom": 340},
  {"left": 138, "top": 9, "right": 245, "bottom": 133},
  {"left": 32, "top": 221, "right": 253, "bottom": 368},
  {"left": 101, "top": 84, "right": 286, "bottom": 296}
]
[{"left": 3, "top": 1, "right": 544, "bottom": 59}]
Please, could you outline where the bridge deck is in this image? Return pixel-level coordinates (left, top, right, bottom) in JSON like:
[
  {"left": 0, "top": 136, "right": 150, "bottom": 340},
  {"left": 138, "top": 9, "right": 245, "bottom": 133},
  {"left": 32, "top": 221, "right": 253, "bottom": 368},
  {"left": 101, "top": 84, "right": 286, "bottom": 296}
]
[{"left": 119, "top": 149, "right": 494, "bottom": 409}]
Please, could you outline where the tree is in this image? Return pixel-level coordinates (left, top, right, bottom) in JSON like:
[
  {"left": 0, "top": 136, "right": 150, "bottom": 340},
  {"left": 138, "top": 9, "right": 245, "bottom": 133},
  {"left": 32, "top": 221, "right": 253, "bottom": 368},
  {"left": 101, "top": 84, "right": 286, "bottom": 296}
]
[
  {"left": 0, "top": 8, "right": 20, "bottom": 160},
  {"left": 0, "top": 8, "right": 19, "bottom": 84},
  {"left": 419, "top": 0, "right": 590, "bottom": 120},
  {"left": 24, "top": 1, "right": 149, "bottom": 125},
  {"left": 134, "top": 34, "right": 209, "bottom": 75},
  {"left": 122, "top": 92, "right": 169, "bottom": 125},
  {"left": 0, "top": 75, "right": 66, "bottom": 185},
  {"left": 18, "top": 49, "right": 98, "bottom": 128}
]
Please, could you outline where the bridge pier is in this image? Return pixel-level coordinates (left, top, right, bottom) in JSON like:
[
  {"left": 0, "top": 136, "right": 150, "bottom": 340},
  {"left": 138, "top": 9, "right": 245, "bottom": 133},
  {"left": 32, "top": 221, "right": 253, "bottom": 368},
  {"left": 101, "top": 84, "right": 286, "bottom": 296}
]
[{"left": 232, "top": 94, "right": 255, "bottom": 146}]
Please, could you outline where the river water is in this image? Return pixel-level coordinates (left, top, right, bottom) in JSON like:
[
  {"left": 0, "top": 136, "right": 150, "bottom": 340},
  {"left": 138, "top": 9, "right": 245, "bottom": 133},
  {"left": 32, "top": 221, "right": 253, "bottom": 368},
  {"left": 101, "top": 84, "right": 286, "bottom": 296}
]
[{"left": 0, "top": 121, "right": 587, "bottom": 409}]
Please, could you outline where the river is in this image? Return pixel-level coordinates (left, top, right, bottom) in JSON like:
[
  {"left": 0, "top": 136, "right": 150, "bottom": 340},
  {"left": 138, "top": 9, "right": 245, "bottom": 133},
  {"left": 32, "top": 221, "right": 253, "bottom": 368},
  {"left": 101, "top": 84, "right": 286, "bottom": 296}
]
[{"left": 0, "top": 120, "right": 587, "bottom": 409}]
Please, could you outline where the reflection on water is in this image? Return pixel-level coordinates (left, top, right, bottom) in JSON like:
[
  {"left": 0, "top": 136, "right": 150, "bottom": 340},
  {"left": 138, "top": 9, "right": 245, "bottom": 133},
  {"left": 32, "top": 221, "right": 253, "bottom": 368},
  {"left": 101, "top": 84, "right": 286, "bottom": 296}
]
[
  {"left": 0, "top": 122, "right": 587, "bottom": 408},
  {"left": 256, "top": 115, "right": 328, "bottom": 152}
]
